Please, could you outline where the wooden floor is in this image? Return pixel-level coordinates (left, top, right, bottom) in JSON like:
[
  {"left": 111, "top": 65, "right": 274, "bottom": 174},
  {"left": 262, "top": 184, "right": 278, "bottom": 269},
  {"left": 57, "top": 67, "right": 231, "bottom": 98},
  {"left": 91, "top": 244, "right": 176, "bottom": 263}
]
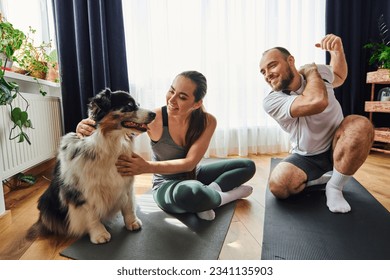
[{"left": 0, "top": 151, "right": 389, "bottom": 260}]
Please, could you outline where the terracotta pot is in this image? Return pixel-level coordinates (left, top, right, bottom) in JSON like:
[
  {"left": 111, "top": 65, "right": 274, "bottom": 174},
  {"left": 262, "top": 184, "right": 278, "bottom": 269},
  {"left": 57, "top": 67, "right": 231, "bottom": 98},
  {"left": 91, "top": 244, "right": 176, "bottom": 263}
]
[
  {"left": 29, "top": 61, "right": 47, "bottom": 79},
  {"left": 11, "top": 65, "right": 28, "bottom": 74},
  {"left": 46, "top": 62, "right": 59, "bottom": 82},
  {"left": 30, "top": 69, "right": 46, "bottom": 79}
]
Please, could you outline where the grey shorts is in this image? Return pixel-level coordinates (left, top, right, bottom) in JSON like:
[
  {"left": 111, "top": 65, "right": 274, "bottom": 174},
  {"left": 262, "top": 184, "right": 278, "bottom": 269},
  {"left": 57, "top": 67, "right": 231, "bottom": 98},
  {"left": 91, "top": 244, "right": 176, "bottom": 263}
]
[{"left": 282, "top": 148, "right": 333, "bottom": 181}]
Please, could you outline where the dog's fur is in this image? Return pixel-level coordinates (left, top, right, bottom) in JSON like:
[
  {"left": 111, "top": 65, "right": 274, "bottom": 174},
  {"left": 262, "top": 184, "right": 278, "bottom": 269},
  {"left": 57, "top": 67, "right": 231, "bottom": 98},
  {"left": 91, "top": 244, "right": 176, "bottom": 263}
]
[{"left": 28, "top": 88, "right": 155, "bottom": 244}]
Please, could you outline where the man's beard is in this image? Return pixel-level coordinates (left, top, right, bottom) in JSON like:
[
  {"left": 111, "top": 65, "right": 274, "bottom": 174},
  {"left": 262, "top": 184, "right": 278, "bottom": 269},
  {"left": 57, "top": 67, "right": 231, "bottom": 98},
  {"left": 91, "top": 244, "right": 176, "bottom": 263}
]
[{"left": 273, "top": 67, "right": 294, "bottom": 92}]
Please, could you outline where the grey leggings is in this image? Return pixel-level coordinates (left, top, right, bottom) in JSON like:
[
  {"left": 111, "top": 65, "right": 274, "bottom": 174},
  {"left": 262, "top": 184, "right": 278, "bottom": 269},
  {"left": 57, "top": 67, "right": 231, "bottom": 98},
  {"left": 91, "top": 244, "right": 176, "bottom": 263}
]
[{"left": 152, "top": 158, "right": 256, "bottom": 214}]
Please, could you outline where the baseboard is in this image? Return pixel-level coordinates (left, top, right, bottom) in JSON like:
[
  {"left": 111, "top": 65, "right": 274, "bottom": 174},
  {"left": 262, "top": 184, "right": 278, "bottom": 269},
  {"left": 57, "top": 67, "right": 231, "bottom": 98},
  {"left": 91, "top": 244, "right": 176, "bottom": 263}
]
[
  {"left": 3, "top": 158, "right": 56, "bottom": 192},
  {"left": 23, "top": 158, "right": 56, "bottom": 176},
  {"left": 0, "top": 210, "right": 12, "bottom": 234}
]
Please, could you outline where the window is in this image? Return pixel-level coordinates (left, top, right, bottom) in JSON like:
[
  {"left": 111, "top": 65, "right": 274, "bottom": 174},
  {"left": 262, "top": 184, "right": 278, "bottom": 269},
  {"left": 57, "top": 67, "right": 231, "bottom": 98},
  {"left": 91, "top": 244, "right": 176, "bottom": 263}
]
[
  {"left": 122, "top": 0, "right": 326, "bottom": 156},
  {"left": 0, "top": 0, "right": 56, "bottom": 52}
]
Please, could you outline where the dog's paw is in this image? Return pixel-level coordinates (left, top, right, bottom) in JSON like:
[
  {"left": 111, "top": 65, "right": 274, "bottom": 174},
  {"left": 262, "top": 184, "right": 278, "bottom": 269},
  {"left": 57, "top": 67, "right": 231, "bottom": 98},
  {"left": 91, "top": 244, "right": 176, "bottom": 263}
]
[
  {"left": 90, "top": 229, "right": 111, "bottom": 244},
  {"left": 125, "top": 217, "right": 142, "bottom": 231}
]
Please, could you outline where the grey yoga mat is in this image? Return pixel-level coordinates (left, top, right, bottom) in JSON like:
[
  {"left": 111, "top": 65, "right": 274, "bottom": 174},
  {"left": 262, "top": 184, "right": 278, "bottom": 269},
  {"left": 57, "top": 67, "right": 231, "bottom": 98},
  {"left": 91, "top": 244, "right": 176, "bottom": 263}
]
[
  {"left": 60, "top": 192, "right": 236, "bottom": 260},
  {"left": 261, "top": 158, "right": 390, "bottom": 260}
]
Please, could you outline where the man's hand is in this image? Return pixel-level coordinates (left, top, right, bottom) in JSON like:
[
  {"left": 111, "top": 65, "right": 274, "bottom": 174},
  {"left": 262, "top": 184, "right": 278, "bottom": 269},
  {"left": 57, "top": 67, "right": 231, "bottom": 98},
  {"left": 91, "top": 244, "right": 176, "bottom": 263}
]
[
  {"left": 315, "top": 34, "right": 344, "bottom": 53},
  {"left": 76, "top": 118, "right": 96, "bottom": 138},
  {"left": 299, "top": 63, "right": 320, "bottom": 79},
  {"left": 315, "top": 34, "right": 347, "bottom": 88}
]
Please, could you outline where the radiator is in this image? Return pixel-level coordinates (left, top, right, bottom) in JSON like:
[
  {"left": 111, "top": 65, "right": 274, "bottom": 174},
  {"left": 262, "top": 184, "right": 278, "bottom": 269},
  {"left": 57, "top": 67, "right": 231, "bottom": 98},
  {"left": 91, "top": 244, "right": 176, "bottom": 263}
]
[{"left": 0, "top": 92, "right": 62, "bottom": 180}]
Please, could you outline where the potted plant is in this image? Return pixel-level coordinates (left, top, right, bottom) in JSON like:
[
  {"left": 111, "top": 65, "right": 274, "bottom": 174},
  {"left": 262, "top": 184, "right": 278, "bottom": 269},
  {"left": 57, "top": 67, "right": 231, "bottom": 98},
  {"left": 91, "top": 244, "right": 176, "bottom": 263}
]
[
  {"left": 0, "top": 13, "right": 26, "bottom": 69},
  {"left": 0, "top": 20, "right": 44, "bottom": 145},
  {"left": 364, "top": 42, "right": 390, "bottom": 69},
  {"left": 14, "top": 26, "right": 52, "bottom": 79},
  {"left": 364, "top": 14, "right": 390, "bottom": 69},
  {"left": 46, "top": 49, "right": 59, "bottom": 83}
]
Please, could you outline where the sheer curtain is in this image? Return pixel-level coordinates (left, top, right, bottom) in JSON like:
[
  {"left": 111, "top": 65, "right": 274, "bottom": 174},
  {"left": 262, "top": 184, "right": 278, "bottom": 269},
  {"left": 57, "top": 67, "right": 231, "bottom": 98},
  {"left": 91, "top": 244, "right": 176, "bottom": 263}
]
[{"left": 122, "top": 0, "right": 326, "bottom": 158}]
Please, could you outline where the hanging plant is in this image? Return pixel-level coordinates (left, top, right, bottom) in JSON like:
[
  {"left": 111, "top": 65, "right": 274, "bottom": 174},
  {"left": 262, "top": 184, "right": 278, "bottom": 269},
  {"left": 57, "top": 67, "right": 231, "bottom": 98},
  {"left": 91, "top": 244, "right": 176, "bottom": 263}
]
[{"left": 0, "top": 63, "right": 33, "bottom": 144}]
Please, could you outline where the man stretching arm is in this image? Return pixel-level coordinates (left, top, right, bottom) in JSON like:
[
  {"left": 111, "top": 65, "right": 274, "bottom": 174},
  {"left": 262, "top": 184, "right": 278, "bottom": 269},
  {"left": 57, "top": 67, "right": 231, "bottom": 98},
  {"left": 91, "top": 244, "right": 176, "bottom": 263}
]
[{"left": 259, "top": 34, "right": 374, "bottom": 213}]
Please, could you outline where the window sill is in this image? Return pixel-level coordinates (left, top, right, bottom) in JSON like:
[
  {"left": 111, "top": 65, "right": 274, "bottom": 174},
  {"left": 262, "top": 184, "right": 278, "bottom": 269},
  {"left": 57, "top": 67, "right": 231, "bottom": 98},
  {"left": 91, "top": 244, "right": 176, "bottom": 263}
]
[{"left": 3, "top": 70, "right": 61, "bottom": 98}]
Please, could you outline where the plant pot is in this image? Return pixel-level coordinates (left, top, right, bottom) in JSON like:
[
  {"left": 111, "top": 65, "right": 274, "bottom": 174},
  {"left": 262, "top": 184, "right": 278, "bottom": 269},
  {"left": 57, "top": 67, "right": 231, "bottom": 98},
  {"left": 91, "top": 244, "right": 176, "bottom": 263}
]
[
  {"left": 0, "top": 52, "right": 13, "bottom": 70},
  {"left": 29, "top": 69, "right": 46, "bottom": 79},
  {"left": 28, "top": 61, "right": 47, "bottom": 79},
  {"left": 46, "top": 62, "right": 59, "bottom": 82},
  {"left": 11, "top": 65, "right": 28, "bottom": 75}
]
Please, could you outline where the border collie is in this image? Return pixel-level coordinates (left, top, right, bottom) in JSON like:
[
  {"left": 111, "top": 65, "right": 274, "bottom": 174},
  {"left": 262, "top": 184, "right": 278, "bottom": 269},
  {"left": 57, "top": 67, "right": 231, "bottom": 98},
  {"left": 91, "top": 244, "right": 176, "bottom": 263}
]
[{"left": 28, "top": 88, "right": 155, "bottom": 244}]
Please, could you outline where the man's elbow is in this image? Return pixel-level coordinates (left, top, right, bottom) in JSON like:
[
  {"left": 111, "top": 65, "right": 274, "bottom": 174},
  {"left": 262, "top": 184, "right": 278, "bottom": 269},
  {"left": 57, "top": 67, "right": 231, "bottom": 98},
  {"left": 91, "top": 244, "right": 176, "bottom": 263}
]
[
  {"left": 333, "top": 73, "right": 347, "bottom": 88},
  {"left": 314, "top": 98, "right": 329, "bottom": 113}
]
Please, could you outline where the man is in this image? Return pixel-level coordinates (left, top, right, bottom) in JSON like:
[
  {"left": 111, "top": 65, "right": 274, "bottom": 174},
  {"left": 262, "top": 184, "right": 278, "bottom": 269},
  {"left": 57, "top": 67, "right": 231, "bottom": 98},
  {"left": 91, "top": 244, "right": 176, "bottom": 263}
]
[{"left": 259, "top": 34, "right": 374, "bottom": 213}]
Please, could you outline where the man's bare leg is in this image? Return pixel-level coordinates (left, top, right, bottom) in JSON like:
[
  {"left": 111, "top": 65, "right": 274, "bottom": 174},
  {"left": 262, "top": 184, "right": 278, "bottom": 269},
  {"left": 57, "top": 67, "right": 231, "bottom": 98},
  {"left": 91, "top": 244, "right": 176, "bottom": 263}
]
[
  {"left": 326, "top": 115, "right": 374, "bottom": 213},
  {"left": 268, "top": 162, "right": 307, "bottom": 198}
]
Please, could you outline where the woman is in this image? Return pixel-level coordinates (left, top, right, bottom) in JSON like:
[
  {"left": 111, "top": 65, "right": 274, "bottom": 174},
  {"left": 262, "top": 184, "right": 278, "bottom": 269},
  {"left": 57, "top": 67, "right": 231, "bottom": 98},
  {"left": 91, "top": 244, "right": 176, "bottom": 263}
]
[{"left": 77, "top": 70, "right": 255, "bottom": 220}]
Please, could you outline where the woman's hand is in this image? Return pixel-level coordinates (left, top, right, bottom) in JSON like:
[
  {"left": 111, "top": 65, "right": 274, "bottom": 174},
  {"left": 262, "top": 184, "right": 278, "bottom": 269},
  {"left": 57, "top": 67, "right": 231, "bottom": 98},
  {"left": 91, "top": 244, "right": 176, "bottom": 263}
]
[
  {"left": 76, "top": 118, "right": 96, "bottom": 138},
  {"left": 116, "top": 153, "right": 150, "bottom": 176}
]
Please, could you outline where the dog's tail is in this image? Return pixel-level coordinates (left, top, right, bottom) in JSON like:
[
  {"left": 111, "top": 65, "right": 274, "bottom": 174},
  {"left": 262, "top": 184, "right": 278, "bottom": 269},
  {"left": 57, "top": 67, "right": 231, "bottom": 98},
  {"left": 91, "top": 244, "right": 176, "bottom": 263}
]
[{"left": 26, "top": 218, "right": 52, "bottom": 241}]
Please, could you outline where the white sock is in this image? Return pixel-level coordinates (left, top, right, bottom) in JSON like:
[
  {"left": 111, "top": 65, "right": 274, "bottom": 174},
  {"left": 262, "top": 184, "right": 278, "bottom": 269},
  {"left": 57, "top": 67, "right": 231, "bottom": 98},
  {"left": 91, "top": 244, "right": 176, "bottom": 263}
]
[
  {"left": 325, "top": 168, "right": 351, "bottom": 213},
  {"left": 306, "top": 171, "right": 333, "bottom": 187},
  {"left": 195, "top": 182, "right": 220, "bottom": 220},
  {"left": 218, "top": 184, "right": 253, "bottom": 206},
  {"left": 207, "top": 182, "right": 222, "bottom": 192},
  {"left": 196, "top": 210, "right": 215, "bottom": 221}
]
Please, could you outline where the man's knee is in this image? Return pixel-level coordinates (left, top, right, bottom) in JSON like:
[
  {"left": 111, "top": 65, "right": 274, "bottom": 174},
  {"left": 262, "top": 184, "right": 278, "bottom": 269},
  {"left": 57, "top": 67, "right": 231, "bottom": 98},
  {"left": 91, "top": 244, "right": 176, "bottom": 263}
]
[
  {"left": 342, "top": 115, "right": 374, "bottom": 134},
  {"left": 336, "top": 115, "right": 374, "bottom": 146},
  {"left": 268, "top": 177, "right": 289, "bottom": 199},
  {"left": 268, "top": 162, "right": 306, "bottom": 199}
]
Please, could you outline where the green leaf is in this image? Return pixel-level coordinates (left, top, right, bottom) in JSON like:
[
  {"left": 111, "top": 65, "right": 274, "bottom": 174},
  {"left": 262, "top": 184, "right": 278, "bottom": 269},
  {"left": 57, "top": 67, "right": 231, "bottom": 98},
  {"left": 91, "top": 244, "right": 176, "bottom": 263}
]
[
  {"left": 0, "top": 83, "right": 13, "bottom": 105},
  {"left": 16, "top": 120, "right": 22, "bottom": 128},
  {"left": 16, "top": 173, "right": 36, "bottom": 185},
  {"left": 24, "top": 119, "right": 32, "bottom": 128},
  {"left": 11, "top": 107, "right": 22, "bottom": 122},
  {"left": 39, "top": 89, "right": 47, "bottom": 96},
  {"left": 20, "top": 111, "right": 28, "bottom": 125},
  {"left": 20, "top": 175, "right": 36, "bottom": 185}
]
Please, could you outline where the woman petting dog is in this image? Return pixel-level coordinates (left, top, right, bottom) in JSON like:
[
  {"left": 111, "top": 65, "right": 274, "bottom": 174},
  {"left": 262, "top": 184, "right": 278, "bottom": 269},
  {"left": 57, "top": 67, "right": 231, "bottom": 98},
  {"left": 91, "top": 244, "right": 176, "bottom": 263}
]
[{"left": 77, "top": 70, "right": 255, "bottom": 220}]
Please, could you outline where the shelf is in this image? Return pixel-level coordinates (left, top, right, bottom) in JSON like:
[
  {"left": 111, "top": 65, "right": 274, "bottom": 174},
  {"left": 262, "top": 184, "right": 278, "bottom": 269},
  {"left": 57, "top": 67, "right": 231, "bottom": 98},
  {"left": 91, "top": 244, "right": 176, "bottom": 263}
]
[
  {"left": 367, "top": 69, "right": 390, "bottom": 84},
  {"left": 374, "top": 128, "right": 390, "bottom": 143},
  {"left": 364, "top": 101, "right": 390, "bottom": 113},
  {"left": 370, "top": 147, "right": 390, "bottom": 154},
  {"left": 366, "top": 70, "right": 390, "bottom": 154}
]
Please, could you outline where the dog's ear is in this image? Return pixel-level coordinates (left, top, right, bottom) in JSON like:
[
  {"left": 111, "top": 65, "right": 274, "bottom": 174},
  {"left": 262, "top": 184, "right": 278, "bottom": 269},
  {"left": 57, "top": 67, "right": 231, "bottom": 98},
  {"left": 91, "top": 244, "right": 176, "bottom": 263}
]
[{"left": 88, "top": 88, "right": 112, "bottom": 121}]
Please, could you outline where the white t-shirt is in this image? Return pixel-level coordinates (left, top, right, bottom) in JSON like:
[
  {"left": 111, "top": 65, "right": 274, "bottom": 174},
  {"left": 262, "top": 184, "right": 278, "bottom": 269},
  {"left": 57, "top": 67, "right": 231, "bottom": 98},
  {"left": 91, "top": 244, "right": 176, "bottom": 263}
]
[{"left": 263, "top": 64, "right": 344, "bottom": 155}]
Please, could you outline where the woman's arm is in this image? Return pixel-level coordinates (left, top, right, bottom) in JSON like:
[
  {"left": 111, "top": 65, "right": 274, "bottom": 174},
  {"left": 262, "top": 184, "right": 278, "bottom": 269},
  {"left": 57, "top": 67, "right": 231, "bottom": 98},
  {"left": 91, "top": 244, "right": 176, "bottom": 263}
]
[
  {"left": 76, "top": 118, "right": 96, "bottom": 138},
  {"left": 116, "top": 113, "right": 217, "bottom": 176}
]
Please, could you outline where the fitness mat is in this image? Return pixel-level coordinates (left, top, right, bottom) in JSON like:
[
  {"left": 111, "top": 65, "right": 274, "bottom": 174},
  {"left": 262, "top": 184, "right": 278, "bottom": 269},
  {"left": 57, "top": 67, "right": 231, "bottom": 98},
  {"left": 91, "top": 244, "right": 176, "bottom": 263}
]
[
  {"left": 60, "top": 192, "right": 236, "bottom": 260},
  {"left": 261, "top": 158, "right": 390, "bottom": 260}
]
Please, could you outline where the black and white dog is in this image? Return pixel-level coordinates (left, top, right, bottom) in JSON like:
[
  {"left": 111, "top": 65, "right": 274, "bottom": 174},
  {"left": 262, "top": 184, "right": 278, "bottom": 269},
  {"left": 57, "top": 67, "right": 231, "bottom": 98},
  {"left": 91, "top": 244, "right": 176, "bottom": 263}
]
[{"left": 29, "top": 88, "right": 155, "bottom": 244}]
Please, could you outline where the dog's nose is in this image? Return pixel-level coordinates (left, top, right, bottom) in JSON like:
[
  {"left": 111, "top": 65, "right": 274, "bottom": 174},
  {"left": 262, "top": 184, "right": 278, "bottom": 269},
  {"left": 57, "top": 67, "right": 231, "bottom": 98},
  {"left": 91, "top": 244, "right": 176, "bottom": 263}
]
[{"left": 149, "top": 112, "right": 156, "bottom": 119}]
